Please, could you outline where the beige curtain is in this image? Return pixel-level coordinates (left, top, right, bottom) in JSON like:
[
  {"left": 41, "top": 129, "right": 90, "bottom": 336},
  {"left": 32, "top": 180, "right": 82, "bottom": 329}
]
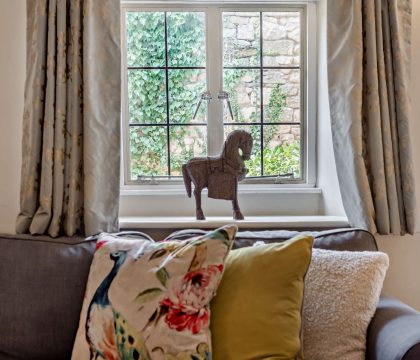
[
  {"left": 327, "top": 0, "right": 416, "bottom": 235},
  {"left": 16, "top": 0, "right": 121, "bottom": 237}
]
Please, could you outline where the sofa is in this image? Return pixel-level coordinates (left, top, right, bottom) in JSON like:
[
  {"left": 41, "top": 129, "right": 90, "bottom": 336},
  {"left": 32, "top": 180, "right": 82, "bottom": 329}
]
[{"left": 0, "top": 228, "right": 419, "bottom": 360}]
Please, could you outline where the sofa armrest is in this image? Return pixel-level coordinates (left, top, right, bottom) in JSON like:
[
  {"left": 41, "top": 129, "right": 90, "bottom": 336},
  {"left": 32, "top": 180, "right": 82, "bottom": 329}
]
[{"left": 367, "top": 296, "right": 420, "bottom": 360}]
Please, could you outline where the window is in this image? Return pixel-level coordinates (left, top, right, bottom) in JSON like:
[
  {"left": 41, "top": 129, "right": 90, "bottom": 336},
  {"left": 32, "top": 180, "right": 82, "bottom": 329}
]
[{"left": 122, "top": 2, "right": 315, "bottom": 187}]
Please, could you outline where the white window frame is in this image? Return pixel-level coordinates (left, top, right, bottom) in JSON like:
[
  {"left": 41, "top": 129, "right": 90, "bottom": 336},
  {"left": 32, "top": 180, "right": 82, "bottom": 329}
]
[{"left": 120, "top": 0, "right": 317, "bottom": 193}]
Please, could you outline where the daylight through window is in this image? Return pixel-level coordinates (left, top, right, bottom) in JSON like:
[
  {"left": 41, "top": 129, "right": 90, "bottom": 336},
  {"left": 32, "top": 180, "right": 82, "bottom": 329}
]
[{"left": 123, "top": 5, "right": 307, "bottom": 184}]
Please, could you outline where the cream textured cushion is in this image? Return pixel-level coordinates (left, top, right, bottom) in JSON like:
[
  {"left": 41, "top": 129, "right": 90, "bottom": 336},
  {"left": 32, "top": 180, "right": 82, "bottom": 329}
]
[{"left": 303, "top": 249, "right": 389, "bottom": 360}]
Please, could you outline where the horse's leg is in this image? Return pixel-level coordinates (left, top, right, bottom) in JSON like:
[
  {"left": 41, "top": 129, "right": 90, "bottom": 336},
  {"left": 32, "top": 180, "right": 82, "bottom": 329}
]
[
  {"left": 232, "top": 180, "right": 244, "bottom": 220},
  {"left": 194, "top": 187, "right": 205, "bottom": 220}
]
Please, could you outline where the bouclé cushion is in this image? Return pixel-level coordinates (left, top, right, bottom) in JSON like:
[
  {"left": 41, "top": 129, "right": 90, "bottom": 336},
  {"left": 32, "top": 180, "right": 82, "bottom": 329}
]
[
  {"left": 303, "top": 249, "right": 389, "bottom": 360},
  {"left": 71, "top": 225, "right": 237, "bottom": 360},
  {"left": 210, "top": 234, "right": 314, "bottom": 360}
]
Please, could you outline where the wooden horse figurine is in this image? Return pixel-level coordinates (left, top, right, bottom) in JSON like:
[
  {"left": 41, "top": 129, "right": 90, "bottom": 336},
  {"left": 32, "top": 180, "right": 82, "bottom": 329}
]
[{"left": 182, "top": 130, "right": 253, "bottom": 220}]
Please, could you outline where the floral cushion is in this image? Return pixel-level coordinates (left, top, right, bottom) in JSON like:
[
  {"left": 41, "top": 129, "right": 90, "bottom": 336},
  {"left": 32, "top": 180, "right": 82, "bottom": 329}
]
[{"left": 71, "top": 225, "right": 237, "bottom": 360}]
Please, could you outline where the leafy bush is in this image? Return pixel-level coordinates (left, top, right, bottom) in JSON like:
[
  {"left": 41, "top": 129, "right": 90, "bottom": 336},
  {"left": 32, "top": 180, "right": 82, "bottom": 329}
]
[{"left": 246, "top": 141, "right": 301, "bottom": 178}]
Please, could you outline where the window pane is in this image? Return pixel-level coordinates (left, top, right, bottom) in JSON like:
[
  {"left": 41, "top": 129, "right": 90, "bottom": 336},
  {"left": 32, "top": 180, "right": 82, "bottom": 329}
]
[
  {"left": 224, "top": 125, "right": 261, "bottom": 176},
  {"left": 126, "top": 12, "right": 165, "bottom": 67},
  {"left": 223, "top": 12, "right": 260, "bottom": 66},
  {"left": 263, "top": 69, "right": 300, "bottom": 123},
  {"left": 223, "top": 69, "right": 260, "bottom": 123},
  {"left": 263, "top": 12, "right": 300, "bottom": 66},
  {"left": 169, "top": 69, "right": 207, "bottom": 124},
  {"left": 263, "top": 125, "right": 300, "bottom": 178},
  {"left": 170, "top": 126, "right": 207, "bottom": 175},
  {"left": 128, "top": 70, "right": 167, "bottom": 124},
  {"left": 167, "top": 12, "right": 206, "bottom": 67},
  {"left": 130, "top": 126, "right": 168, "bottom": 179},
  {"left": 124, "top": 8, "right": 305, "bottom": 184}
]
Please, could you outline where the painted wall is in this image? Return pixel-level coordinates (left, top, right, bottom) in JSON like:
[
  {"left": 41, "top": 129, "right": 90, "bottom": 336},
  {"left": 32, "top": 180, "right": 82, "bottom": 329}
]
[
  {"left": 0, "top": 0, "right": 419, "bottom": 309},
  {"left": 0, "top": 0, "right": 25, "bottom": 234},
  {"left": 316, "top": 0, "right": 346, "bottom": 216}
]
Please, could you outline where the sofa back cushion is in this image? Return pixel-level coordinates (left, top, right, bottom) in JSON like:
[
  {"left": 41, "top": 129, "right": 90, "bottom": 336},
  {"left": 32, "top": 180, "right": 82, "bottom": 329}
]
[
  {"left": 168, "top": 228, "right": 378, "bottom": 252},
  {"left": 0, "top": 234, "right": 95, "bottom": 360}
]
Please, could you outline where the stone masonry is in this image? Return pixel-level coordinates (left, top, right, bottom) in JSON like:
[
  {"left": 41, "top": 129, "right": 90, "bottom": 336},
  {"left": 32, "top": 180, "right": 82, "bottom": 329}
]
[{"left": 223, "top": 11, "right": 301, "bottom": 147}]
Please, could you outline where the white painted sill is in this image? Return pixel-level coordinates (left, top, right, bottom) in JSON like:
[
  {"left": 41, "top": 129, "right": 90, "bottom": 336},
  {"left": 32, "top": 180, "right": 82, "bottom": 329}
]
[
  {"left": 118, "top": 186, "right": 349, "bottom": 228},
  {"left": 119, "top": 186, "right": 323, "bottom": 218},
  {"left": 120, "top": 185, "right": 321, "bottom": 197},
  {"left": 119, "top": 215, "right": 349, "bottom": 229}
]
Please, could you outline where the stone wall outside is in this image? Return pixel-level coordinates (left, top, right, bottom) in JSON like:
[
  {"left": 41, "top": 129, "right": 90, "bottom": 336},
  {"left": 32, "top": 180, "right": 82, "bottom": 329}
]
[{"left": 223, "top": 11, "right": 301, "bottom": 147}]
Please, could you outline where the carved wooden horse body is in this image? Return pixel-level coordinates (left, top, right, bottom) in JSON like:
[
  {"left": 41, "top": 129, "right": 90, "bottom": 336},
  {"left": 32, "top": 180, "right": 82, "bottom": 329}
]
[{"left": 182, "top": 130, "right": 253, "bottom": 220}]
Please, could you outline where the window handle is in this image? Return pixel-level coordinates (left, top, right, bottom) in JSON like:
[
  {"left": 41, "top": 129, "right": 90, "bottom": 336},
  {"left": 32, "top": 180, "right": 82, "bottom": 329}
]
[
  {"left": 192, "top": 91, "right": 212, "bottom": 120},
  {"left": 218, "top": 91, "right": 234, "bottom": 121},
  {"left": 274, "top": 173, "right": 295, "bottom": 183}
]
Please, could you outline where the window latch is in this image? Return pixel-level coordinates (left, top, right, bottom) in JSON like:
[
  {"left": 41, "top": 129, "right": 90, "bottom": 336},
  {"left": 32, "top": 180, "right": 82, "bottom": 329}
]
[
  {"left": 192, "top": 91, "right": 212, "bottom": 120},
  {"left": 274, "top": 173, "right": 295, "bottom": 183},
  {"left": 218, "top": 91, "right": 234, "bottom": 121},
  {"left": 136, "top": 175, "right": 159, "bottom": 185}
]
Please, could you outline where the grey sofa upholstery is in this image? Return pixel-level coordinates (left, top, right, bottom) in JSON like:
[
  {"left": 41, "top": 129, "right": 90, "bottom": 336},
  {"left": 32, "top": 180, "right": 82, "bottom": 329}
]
[{"left": 0, "top": 228, "right": 419, "bottom": 360}]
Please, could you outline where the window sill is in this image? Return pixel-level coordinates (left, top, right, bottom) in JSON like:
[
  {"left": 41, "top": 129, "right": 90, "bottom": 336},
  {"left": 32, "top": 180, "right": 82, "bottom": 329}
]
[
  {"left": 119, "top": 215, "right": 349, "bottom": 229},
  {"left": 119, "top": 186, "right": 323, "bottom": 217},
  {"left": 120, "top": 185, "right": 320, "bottom": 197}
]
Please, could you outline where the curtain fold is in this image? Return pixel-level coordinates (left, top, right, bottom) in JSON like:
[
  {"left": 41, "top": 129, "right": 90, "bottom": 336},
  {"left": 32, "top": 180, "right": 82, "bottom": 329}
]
[
  {"left": 16, "top": 0, "right": 121, "bottom": 237},
  {"left": 327, "top": 0, "right": 416, "bottom": 235}
]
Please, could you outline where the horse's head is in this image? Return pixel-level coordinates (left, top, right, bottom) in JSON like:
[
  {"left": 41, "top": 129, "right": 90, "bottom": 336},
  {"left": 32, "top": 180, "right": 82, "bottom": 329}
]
[
  {"left": 224, "top": 130, "right": 253, "bottom": 160},
  {"left": 223, "top": 130, "right": 253, "bottom": 180},
  {"left": 238, "top": 131, "right": 253, "bottom": 161}
]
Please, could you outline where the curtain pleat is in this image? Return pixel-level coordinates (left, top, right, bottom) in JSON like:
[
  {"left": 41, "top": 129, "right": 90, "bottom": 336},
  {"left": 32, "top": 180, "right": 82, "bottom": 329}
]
[
  {"left": 16, "top": 0, "right": 121, "bottom": 237},
  {"left": 82, "top": 0, "right": 121, "bottom": 236},
  {"left": 327, "top": 0, "right": 415, "bottom": 235}
]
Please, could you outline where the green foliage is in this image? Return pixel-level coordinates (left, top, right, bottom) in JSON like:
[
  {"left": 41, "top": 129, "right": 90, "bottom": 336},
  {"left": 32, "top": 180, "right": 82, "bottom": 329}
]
[
  {"left": 126, "top": 12, "right": 165, "bottom": 67},
  {"left": 128, "top": 70, "right": 166, "bottom": 124},
  {"left": 126, "top": 11, "right": 300, "bottom": 180},
  {"left": 223, "top": 69, "right": 246, "bottom": 122},
  {"left": 167, "top": 13, "right": 206, "bottom": 67},
  {"left": 246, "top": 141, "right": 301, "bottom": 178},
  {"left": 130, "top": 127, "right": 167, "bottom": 177},
  {"left": 266, "top": 83, "right": 287, "bottom": 122},
  {"left": 169, "top": 127, "right": 206, "bottom": 176},
  {"left": 126, "top": 12, "right": 206, "bottom": 178},
  {"left": 169, "top": 70, "right": 206, "bottom": 124}
]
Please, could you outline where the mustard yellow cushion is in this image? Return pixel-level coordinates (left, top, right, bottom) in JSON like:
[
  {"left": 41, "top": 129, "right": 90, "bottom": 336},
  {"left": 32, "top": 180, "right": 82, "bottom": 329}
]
[{"left": 210, "top": 234, "right": 313, "bottom": 360}]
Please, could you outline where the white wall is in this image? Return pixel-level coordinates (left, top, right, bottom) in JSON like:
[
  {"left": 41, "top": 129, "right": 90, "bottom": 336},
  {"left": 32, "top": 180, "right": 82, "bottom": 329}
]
[
  {"left": 0, "top": 0, "right": 25, "bottom": 233},
  {"left": 316, "top": 0, "right": 346, "bottom": 216},
  {"left": 0, "top": 0, "right": 419, "bottom": 310}
]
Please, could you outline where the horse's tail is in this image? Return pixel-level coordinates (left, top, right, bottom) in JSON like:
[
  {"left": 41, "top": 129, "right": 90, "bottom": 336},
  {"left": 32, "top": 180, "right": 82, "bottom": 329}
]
[{"left": 182, "top": 164, "right": 192, "bottom": 198}]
